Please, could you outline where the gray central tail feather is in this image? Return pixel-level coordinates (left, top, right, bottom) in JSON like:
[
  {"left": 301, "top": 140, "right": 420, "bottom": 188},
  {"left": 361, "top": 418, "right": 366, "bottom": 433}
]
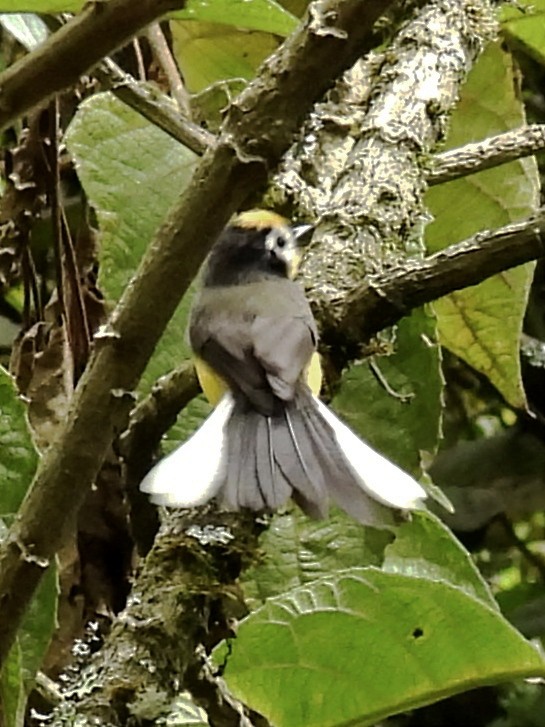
[
  {"left": 218, "top": 388, "right": 395, "bottom": 527},
  {"left": 298, "top": 397, "right": 394, "bottom": 526}
]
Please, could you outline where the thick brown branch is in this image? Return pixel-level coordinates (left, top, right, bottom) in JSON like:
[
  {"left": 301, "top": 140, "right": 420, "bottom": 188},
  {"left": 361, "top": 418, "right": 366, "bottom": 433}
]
[
  {"left": 429, "top": 124, "right": 545, "bottom": 185},
  {"left": 122, "top": 363, "right": 200, "bottom": 465},
  {"left": 121, "top": 363, "right": 201, "bottom": 555},
  {"left": 0, "top": 0, "right": 187, "bottom": 130},
  {"left": 0, "top": 0, "right": 397, "bottom": 667},
  {"left": 50, "top": 507, "right": 265, "bottom": 725},
  {"left": 333, "top": 210, "right": 545, "bottom": 346}
]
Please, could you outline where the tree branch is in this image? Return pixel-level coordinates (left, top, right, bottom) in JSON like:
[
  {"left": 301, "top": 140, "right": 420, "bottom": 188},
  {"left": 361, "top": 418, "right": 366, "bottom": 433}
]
[
  {"left": 50, "top": 507, "right": 264, "bottom": 725},
  {"left": 99, "top": 47, "right": 545, "bottom": 180},
  {"left": 120, "top": 362, "right": 201, "bottom": 556},
  {"left": 0, "top": 0, "right": 398, "bottom": 668},
  {"left": 278, "top": 0, "right": 498, "bottom": 332},
  {"left": 428, "top": 124, "right": 545, "bottom": 185},
  {"left": 0, "top": 0, "right": 188, "bottom": 131},
  {"left": 332, "top": 210, "right": 545, "bottom": 347},
  {"left": 146, "top": 22, "right": 192, "bottom": 117},
  {"left": 94, "top": 58, "right": 213, "bottom": 154}
]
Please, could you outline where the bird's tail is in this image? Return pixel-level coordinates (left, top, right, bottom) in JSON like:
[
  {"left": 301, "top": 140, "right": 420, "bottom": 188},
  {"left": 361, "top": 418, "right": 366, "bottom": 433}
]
[{"left": 141, "top": 389, "right": 426, "bottom": 525}]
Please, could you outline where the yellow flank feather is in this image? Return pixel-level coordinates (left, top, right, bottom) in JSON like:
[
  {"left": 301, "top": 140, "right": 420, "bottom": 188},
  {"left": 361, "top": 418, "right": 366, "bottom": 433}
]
[
  {"left": 305, "top": 351, "right": 323, "bottom": 396},
  {"left": 194, "top": 351, "right": 323, "bottom": 407},
  {"left": 233, "top": 209, "right": 288, "bottom": 230},
  {"left": 194, "top": 356, "right": 228, "bottom": 406}
]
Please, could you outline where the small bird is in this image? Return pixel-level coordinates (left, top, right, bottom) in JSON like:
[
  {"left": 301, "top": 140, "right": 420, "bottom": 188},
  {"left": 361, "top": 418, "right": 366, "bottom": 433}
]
[{"left": 141, "top": 210, "right": 426, "bottom": 526}]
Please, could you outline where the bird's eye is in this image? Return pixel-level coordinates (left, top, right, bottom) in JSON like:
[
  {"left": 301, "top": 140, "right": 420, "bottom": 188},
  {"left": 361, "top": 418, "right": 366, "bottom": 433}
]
[{"left": 276, "top": 236, "right": 286, "bottom": 249}]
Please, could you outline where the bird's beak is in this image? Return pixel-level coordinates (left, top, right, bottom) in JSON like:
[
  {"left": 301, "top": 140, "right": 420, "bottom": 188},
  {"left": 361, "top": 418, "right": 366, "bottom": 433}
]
[{"left": 292, "top": 223, "right": 314, "bottom": 245}]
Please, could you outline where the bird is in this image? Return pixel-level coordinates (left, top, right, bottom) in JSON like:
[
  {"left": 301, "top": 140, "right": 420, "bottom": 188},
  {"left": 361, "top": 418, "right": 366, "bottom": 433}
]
[{"left": 140, "top": 209, "right": 427, "bottom": 526}]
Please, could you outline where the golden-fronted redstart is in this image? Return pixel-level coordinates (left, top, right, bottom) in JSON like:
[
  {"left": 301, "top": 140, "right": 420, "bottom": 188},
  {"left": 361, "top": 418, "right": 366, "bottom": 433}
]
[{"left": 141, "top": 210, "right": 426, "bottom": 525}]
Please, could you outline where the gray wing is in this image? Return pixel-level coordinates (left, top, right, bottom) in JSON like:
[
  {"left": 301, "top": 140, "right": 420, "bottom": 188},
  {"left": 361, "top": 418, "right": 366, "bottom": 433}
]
[
  {"left": 189, "top": 280, "right": 317, "bottom": 414},
  {"left": 251, "top": 314, "right": 315, "bottom": 401}
]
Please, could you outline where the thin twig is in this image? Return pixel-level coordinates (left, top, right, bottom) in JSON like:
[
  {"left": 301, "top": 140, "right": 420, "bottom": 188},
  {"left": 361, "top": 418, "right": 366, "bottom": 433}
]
[
  {"left": 334, "top": 210, "right": 545, "bottom": 347},
  {"left": 35, "top": 671, "right": 62, "bottom": 707},
  {"left": 369, "top": 358, "right": 414, "bottom": 402},
  {"left": 95, "top": 57, "right": 212, "bottom": 154},
  {"left": 132, "top": 37, "right": 147, "bottom": 81},
  {"left": 429, "top": 124, "right": 545, "bottom": 185},
  {"left": 146, "top": 22, "right": 191, "bottom": 117},
  {"left": 61, "top": 208, "right": 91, "bottom": 374},
  {"left": 47, "top": 97, "right": 66, "bottom": 324},
  {"left": 122, "top": 363, "right": 200, "bottom": 460}
]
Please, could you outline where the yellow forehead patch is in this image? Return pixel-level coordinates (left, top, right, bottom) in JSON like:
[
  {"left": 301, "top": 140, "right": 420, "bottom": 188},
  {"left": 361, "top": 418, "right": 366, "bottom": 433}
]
[{"left": 233, "top": 209, "right": 288, "bottom": 230}]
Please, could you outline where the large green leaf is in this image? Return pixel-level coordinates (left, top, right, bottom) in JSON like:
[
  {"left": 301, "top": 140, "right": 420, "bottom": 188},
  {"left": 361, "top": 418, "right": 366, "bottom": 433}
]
[
  {"left": 18, "top": 565, "right": 58, "bottom": 690},
  {"left": 0, "top": 568, "right": 58, "bottom": 726},
  {"left": 65, "top": 92, "right": 198, "bottom": 391},
  {"left": 0, "top": 0, "right": 297, "bottom": 35},
  {"left": 0, "top": 369, "right": 56, "bottom": 726},
  {"left": 332, "top": 307, "right": 442, "bottom": 477},
  {"left": 0, "top": 366, "right": 37, "bottom": 516},
  {"left": 66, "top": 91, "right": 207, "bottom": 456},
  {"left": 501, "top": 0, "right": 545, "bottom": 66},
  {"left": 0, "top": 642, "right": 24, "bottom": 727},
  {"left": 221, "top": 568, "right": 545, "bottom": 727},
  {"left": 171, "top": 20, "right": 278, "bottom": 92},
  {"left": 383, "top": 511, "right": 496, "bottom": 607},
  {"left": 172, "top": 0, "right": 297, "bottom": 36},
  {"left": 425, "top": 43, "right": 539, "bottom": 409},
  {"left": 242, "top": 510, "right": 493, "bottom": 612},
  {"left": 242, "top": 509, "right": 393, "bottom": 608},
  {"left": 0, "top": 13, "right": 48, "bottom": 49}
]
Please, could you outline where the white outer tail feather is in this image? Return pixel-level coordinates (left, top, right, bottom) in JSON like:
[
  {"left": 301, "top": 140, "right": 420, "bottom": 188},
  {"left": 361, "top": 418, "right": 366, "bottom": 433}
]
[
  {"left": 313, "top": 396, "right": 426, "bottom": 509},
  {"left": 140, "top": 392, "right": 234, "bottom": 506},
  {"left": 140, "top": 390, "right": 426, "bottom": 511}
]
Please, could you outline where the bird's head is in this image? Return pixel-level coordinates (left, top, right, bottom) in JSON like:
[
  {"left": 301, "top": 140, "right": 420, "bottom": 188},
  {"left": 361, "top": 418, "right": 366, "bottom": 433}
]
[{"left": 203, "top": 209, "right": 313, "bottom": 287}]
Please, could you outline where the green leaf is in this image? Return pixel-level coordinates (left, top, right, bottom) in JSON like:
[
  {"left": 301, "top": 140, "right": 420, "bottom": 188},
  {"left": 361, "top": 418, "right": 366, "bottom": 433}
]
[
  {"left": 221, "top": 568, "right": 545, "bottom": 727},
  {"left": 242, "top": 509, "right": 393, "bottom": 608},
  {"left": 18, "top": 565, "right": 57, "bottom": 690},
  {"left": 0, "top": 13, "right": 48, "bottom": 50},
  {"left": 0, "top": 0, "right": 81, "bottom": 9},
  {"left": 162, "top": 395, "right": 212, "bottom": 456},
  {"left": 172, "top": 0, "right": 298, "bottom": 36},
  {"left": 0, "top": 0, "right": 297, "bottom": 35},
  {"left": 0, "top": 641, "right": 24, "bottom": 727},
  {"left": 0, "top": 369, "right": 55, "bottom": 725},
  {"left": 65, "top": 91, "right": 198, "bottom": 390},
  {"left": 331, "top": 307, "right": 442, "bottom": 477},
  {"left": 501, "top": 0, "right": 545, "bottom": 66},
  {"left": 0, "top": 568, "right": 58, "bottom": 727},
  {"left": 0, "top": 367, "right": 38, "bottom": 517},
  {"left": 66, "top": 91, "right": 206, "bottom": 465},
  {"left": 171, "top": 20, "right": 278, "bottom": 92},
  {"left": 0, "top": 0, "right": 298, "bottom": 35},
  {"left": 425, "top": 42, "right": 539, "bottom": 409},
  {"left": 277, "top": 0, "right": 309, "bottom": 17},
  {"left": 383, "top": 511, "right": 496, "bottom": 607}
]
